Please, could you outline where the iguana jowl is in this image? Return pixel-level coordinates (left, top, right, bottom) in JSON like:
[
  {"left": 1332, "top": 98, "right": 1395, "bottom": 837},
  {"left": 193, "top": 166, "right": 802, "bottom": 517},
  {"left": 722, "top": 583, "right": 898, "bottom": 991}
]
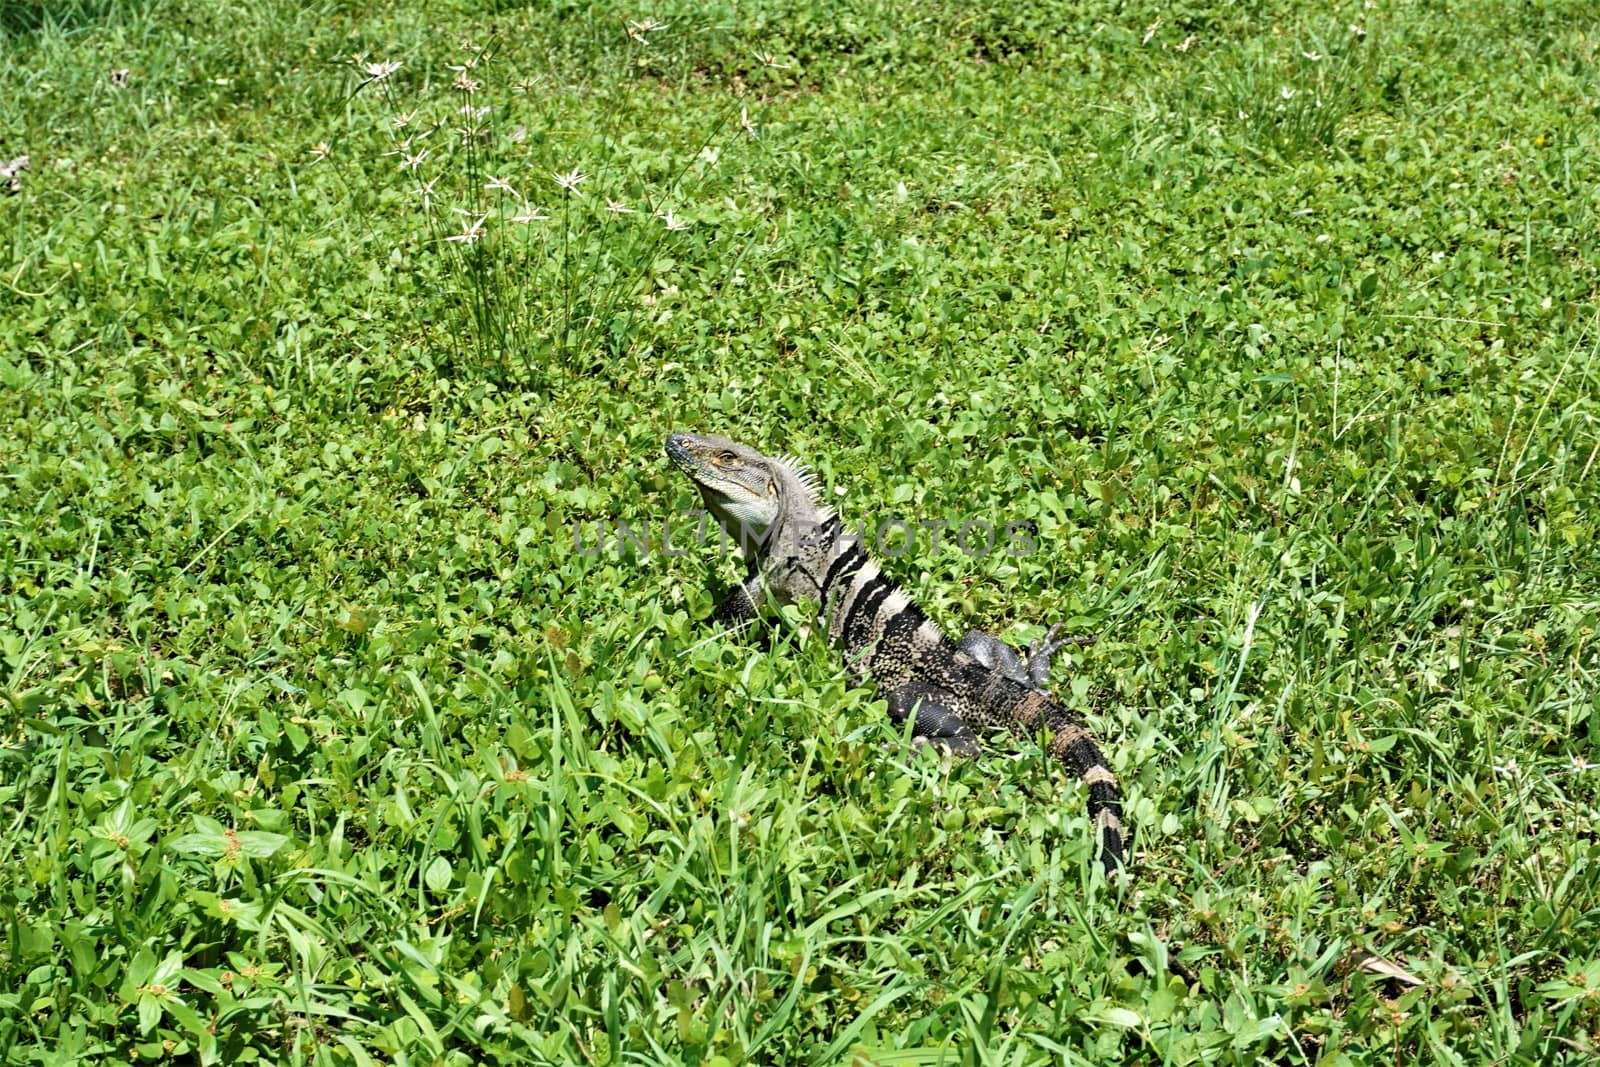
[{"left": 665, "top": 431, "right": 1125, "bottom": 872}]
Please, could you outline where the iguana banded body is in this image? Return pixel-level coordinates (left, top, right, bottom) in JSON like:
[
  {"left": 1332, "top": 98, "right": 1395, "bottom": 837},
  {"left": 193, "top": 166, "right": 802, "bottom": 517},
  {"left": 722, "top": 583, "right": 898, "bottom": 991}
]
[{"left": 665, "top": 431, "right": 1125, "bottom": 872}]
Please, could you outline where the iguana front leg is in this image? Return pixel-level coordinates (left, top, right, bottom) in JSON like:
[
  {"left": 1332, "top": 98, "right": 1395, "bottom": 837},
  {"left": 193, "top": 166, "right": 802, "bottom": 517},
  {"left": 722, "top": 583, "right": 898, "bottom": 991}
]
[
  {"left": 885, "top": 681, "right": 981, "bottom": 756},
  {"left": 714, "top": 569, "right": 767, "bottom": 625},
  {"left": 959, "top": 623, "right": 1090, "bottom": 690}
]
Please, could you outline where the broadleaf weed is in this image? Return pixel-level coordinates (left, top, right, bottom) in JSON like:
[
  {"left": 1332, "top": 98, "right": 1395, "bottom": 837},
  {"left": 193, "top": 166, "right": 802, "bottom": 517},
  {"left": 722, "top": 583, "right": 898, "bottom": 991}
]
[{"left": 343, "top": 32, "right": 738, "bottom": 383}]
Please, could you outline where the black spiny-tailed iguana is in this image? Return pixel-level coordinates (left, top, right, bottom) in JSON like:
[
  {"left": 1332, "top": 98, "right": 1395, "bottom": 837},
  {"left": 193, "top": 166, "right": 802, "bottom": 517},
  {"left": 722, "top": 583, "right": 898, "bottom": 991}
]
[{"left": 665, "top": 431, "right": 1125, "bottom": 873}]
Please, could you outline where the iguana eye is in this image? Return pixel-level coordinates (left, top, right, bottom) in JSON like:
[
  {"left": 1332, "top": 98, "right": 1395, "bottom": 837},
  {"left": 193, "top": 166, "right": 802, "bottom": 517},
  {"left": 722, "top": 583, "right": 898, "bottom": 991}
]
[{"left": 718, "top": 450, "right": 741, "bottom": 466}]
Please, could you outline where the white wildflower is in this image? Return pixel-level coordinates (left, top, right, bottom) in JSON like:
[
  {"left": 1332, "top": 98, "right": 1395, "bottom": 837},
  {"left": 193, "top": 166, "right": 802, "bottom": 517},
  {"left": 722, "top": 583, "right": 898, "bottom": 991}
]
[
  {"left": 416, "top": 179, "right": 438, "bottom": 212},
  {"left": 627, "top": 19, "right": 668, "bottom": 44},
  {"left": 446, "top": 212, "right": 487, "bottom": 244},
  {"left": 553, "top": 168, "right": 587, "bottom": 194},
  {"left": 362, "top": 59, "right": 402, "bottom": 83}
]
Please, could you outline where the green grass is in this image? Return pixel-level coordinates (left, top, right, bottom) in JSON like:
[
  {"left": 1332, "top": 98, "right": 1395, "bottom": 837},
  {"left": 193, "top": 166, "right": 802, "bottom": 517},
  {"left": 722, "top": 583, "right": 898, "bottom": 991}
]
[{"left": 3, "top": 0, "right": 1599, "bottom": 1063}]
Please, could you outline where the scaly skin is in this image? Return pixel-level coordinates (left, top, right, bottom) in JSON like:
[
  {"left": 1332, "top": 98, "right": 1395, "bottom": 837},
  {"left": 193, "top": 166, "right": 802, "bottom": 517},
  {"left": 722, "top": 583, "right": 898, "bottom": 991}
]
[{"left": 665, "top": 431, "right": 1126, "bottom": 873}]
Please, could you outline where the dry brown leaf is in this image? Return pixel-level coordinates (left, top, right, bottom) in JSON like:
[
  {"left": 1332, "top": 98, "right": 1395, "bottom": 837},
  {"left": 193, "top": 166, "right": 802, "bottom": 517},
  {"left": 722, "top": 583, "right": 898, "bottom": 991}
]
[{"left": 1356, "top": 954, "right": 1425, "bottom": 988}]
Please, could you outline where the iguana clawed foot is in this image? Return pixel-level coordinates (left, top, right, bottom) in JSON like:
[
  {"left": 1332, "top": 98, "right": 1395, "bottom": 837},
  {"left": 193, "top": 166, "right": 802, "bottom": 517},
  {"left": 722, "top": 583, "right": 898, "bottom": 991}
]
[{"left": 957, "top": 623, "right": 1096, "bottom": 691}]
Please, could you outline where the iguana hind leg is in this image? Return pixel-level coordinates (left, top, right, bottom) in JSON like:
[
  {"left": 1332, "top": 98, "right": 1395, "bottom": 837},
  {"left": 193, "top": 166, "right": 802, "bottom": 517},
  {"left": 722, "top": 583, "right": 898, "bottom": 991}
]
[
  {"left": 885, "top": 682, "right": 981, "bottom": 756},
  {"left": 958, "top": 623, "right": 1092, "bottom": 690}
]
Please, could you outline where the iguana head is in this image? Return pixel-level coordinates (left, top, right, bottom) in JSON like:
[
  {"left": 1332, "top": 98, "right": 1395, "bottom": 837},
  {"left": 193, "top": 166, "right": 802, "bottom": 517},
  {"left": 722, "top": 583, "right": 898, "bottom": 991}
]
[{"left": 665, "top": 432, "right": 822, "bottom": 547}]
